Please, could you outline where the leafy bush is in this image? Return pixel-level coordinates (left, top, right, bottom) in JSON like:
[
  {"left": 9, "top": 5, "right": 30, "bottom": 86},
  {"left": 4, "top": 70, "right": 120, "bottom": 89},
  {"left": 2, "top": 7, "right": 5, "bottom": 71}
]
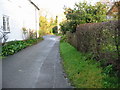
[
  {"left": 60, "top": 2, "right": 108, "bottom": 33},
  {"left": 2, "top": 37, "right": 43, "bottom": 56},
  {"left": 60, "top": 35, "right": 67, "bottom": 42},
  {"left": 29, "top": 29, "right": 37, "bottom": 39},
  {"left": 60, "top": 20, "right": 78, "bottom": 34},
  {"left": 67, "top": 20, "right": 120, "bottom": 72},
  {"left": 60, "top": 21, "right": 69, "bottom": 34},
  {"left": 102, "top": 64, "right": 120, "bottom": 88},
  {"left": 52, "top": 26, "right": 58, "bottom": 33},
  {"left": 22, "top": 27, "right": 28, "bottom": 34}
]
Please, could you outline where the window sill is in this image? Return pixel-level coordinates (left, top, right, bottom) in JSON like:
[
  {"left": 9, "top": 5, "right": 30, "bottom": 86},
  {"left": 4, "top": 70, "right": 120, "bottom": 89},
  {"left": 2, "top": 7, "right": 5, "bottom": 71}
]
[{"left": 3, "top": 31, "right": 10, "bottom": 33}]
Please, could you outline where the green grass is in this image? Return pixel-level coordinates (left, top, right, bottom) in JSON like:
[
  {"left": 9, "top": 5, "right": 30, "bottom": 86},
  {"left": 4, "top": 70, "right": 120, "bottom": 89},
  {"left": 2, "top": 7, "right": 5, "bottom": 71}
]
[
  {"left": 54, "top": 33, "right": 63, "bottom": 36},
  {"left": 60, "top": 42, "right": 104, "bottom": 88},
  {"left": 60, "top": 41, "right": 120, "bottom": 88}
]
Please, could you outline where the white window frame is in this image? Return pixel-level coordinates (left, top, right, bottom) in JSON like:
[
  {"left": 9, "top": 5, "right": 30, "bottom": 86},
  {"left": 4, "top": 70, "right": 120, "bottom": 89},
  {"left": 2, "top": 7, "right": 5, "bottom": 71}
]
[{"left": 3, "top": 15, "right": 10, "bottom": 32}]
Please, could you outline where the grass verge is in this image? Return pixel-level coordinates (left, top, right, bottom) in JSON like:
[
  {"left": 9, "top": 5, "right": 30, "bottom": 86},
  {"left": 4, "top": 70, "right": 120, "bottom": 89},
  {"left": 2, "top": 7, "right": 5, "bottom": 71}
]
[
  {"left": 60, "top": 41, "right": 120, "bottom": 88},
  {"left": 60, "top": 42, "right": 104, "bottom": 88}
]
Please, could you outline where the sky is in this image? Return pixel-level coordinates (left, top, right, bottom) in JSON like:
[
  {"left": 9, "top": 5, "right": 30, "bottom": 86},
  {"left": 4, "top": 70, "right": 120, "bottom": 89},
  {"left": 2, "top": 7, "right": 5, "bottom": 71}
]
[
  {"left": 33, "top": 0, "right": 101, "bottom": 18},
  {"left": 32, "top": 0, "right": 120, "bottom": 19}
]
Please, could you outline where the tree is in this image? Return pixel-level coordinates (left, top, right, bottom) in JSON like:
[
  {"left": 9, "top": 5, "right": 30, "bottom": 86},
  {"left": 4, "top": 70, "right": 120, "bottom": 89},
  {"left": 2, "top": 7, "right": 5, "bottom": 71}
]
[
  {"left": 39, "top": 16, "right": 57, "bottom": 35},
  {"left": 60, "top": 1, "right": 108, "bottom": 33},
  {"left": 39, "top": 16, "right": 48, "bottom": 34}
]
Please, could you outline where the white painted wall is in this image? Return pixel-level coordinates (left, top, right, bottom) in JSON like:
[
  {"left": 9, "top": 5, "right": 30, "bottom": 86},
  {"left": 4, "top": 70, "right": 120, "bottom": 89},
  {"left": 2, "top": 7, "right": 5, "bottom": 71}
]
[{"left": 0, "top": 0, "right": 39, "bottom": 42}]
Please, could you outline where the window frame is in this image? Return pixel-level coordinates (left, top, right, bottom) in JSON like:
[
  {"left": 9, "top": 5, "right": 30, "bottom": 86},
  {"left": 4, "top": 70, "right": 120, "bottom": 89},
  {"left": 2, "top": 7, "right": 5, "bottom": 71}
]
[{"left": 3, "top": 15, "right": 10, "bottom": 32}]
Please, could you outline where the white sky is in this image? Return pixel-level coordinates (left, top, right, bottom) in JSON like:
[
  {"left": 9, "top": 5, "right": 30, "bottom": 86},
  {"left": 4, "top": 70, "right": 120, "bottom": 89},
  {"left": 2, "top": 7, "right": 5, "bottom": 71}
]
[{"left": 33, "top": 0, "right": 101, "bottom": 18}]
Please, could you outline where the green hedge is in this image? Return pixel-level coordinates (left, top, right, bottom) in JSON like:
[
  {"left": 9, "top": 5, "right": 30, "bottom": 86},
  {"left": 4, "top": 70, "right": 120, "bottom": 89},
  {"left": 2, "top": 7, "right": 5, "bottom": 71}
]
[
  {"left": 67, "top": 20, "right": 120, "bottom": 71},
  {"left": 2, "top": 37, "right": 43, "bottom": 56}
]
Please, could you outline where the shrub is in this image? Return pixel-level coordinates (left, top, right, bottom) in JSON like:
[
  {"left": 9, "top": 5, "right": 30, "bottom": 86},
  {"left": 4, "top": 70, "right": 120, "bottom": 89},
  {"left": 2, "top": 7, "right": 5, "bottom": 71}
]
[
  {"left": 60, "top": 2, "right": 108, "bottom": 33},
  {"left": 52, "top": 26, "right": 58, "bottom": 33},
  {"left": 29, "top": 29, "right": 37, "bottom": 39},
  {"left": 22, "top": 27, "right": 28, "bottom": 34},
  {"left": 60, "top": 35, "right": 67, "bottom": 42},
  {"left": 67, "top": 20, "right": 120, "bottom": 72},
  {"left": 1, "top": 37, "right": 43, "bottom": 56}
]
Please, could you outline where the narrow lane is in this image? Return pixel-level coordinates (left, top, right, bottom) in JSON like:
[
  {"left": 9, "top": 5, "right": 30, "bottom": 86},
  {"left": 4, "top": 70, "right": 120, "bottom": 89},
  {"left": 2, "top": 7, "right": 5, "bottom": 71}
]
[{"left": 3, "top": 35, "right": 71, "bottom": 88}]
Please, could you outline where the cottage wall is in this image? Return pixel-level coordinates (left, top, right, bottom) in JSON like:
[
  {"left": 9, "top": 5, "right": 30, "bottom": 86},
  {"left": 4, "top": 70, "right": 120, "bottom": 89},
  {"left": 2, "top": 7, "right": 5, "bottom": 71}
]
[{"left": 0, "top": 0, "right": 39, "bottom": 42}]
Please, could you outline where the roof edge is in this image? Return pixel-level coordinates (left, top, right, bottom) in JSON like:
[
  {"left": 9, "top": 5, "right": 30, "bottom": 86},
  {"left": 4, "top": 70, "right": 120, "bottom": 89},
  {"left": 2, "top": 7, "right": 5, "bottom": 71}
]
[{"left": 28, "top": 0, "right": 40, "bottom": 10}]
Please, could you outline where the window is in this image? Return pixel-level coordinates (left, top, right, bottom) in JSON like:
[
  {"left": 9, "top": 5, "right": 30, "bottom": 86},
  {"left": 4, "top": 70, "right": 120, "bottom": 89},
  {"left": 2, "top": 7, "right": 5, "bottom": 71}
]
[{"left": 3, "top": 15, "right": 10, "bottom": 32}]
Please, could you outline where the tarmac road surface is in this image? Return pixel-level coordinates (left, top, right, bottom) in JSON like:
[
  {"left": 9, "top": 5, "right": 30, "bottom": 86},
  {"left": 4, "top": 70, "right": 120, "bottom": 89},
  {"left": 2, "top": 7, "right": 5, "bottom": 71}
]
[{"left": 2, "top": 35, "right": 72, "bottom": 88}]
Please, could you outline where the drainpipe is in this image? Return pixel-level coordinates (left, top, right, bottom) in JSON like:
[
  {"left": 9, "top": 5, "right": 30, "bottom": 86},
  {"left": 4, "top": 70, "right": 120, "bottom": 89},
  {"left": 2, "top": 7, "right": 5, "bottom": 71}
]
[{"left": 35, "top": 8, "right": 39, "bottom": 38}]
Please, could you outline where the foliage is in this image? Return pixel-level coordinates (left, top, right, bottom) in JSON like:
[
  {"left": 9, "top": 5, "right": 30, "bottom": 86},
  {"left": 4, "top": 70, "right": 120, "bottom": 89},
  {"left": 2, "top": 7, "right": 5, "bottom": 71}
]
[
  {"left": 52, "top": 26, "right": 57, "bottom": 33},
  {"left": 60, "top": 35, "right": 67, "bottom": 42},
  {"left": 60, "top": 20, "right": 77, "bottom": 34},
  {"left": 39, "top": 16, "right": 57, "bottom": 36},
  {"left": 103, "top": 65, "right": 120, "bottom": 88},
  {"left": 29, "top": 29, "right": 37, "bottom": 39},
  {"left": 60, "top": 42, "right": 120, "bottom": 88},
  {"left": 22, "top": 27, "right": 28, "bottom": 34},
  {"left": 22, "top": 27, "right": 37, "bottom": 39},
  {"left": 39, "top": 16, "right": 49, "bottom": 35},
  {"left": 1, "top": 37, "right": 43, "bottom": 57},
  {"left": 60, "top": 2, "right": 108, "bottom": 33},
  {"left": 22, "top": 27, "right": 27, "bottom": 34},
  {"left": 67, "top": 20, "right": 120, "bottom": 74}
]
